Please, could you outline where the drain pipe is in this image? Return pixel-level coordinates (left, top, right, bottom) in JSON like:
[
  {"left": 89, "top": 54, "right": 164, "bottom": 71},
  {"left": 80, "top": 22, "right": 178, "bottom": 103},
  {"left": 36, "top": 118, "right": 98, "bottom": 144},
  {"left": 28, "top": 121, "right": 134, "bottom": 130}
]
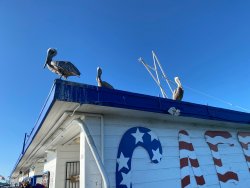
[{"left": 73, "top": 118, "right": 110, "bottom": 188}]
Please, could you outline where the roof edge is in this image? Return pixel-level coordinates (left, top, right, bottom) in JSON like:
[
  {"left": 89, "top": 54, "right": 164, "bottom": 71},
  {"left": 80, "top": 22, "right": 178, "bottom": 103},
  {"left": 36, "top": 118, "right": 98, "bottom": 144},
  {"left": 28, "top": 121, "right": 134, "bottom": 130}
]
[{"left": 11, "top": 80, "right": 59, "bottom": 176}]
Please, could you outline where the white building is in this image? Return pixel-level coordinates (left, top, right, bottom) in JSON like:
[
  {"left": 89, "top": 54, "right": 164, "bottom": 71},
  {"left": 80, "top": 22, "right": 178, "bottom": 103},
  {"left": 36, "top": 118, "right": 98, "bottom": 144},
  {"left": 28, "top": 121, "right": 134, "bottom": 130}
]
[{"left": 10, "top": 79, "right": 250, "bottom": 188}]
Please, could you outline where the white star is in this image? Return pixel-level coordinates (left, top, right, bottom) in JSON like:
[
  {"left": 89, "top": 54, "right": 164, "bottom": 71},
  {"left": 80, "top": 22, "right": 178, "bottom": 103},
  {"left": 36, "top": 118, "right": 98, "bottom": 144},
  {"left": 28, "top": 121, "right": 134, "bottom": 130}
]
[
  {"left": 152, "top": 148, "right": 162, "bottom": 162},
  {"left": 117, "top": 152, "right": 130, "bottom": 171},
  {"left": 120, "top": 171, "right": 131, "bottom": 188},
  {"left": 148, "top": 131, "right": 158, "bottom": 142},
  {"left": 131, "top": 128, "right": 144, "bottom": 144}
]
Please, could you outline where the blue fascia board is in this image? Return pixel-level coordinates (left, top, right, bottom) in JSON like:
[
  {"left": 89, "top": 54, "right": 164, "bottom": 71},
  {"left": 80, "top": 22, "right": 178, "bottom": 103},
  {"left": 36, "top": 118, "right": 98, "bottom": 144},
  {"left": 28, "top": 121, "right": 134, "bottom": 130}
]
[
  {"left": 55, "top": 79, "right": 250, "bottom": 124},
  {"left": 11, "top": 79, "right": 250, "bottom": 176},
  {"left": 11, "top": 81, "right": 58, "bottom": 176}
]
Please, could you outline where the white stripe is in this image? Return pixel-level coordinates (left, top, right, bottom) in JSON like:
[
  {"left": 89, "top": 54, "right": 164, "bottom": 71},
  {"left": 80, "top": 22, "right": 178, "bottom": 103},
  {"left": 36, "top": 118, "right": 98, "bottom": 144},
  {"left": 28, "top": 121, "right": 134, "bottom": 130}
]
[
  {"left": 219, "top": 179, "right": 238, "bottom": 185},
  {"left": 179, "top": 134, "right": 191, "bottom": 144},
  {"left": 181, "top": 166, "right": 204, "bottom": 179},
  {"left": 247, "top": 161, "right": 250, "bottom": 168},
  {"left": 243, "top": 148, "right": 250, "bottom": 156},
  {"left": 238, "top": 135, "right": 250, "bottom": 145},
  {"left": 205, "top": 136, "right": 233, "bottom": 145},
  {"left": 215, "top": 166, "right": 231, "bottom": 175},
  {"left": 180, "top": 149, "right": 190, "bottom": 158},
  {"left": 192, "top": 166, "right": 204, "bottom": 177},
  {"left": 198, "top": 184, "right": 207, "bottom": 188},
  {"left": 183, "top": 184, "right": 192, "bottom": 188},
  {"left": 211, "top": 150, "right": 221, "bottom": 160},
  {"left": 181, "top": 166, "right": 190, "bottom": 179},
  {"left": 180, "top": 149, "right": 198, "bottom": 160}
]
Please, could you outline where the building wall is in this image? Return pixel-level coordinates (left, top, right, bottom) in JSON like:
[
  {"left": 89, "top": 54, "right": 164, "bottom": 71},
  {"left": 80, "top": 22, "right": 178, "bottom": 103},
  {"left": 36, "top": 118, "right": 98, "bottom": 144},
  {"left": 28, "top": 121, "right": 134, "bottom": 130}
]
[
  {"left": 84, "top": 114, "right": 250, "bottom": 188},
  {"left": 10, "top": 177, "right": 19, "bottom": 187},
  {"left": 29, "top": 162, "right": 44, "bottom": 177},
  {"left": 55, "top": 144, "right": 80, "bottom": 188},
  {"left": 44, "top": 151, "right": 57, "bottom": 188},
  {"left": 83, "top": 116, "right": 102, "bottom": 188},
  {"left": 28, "top": 162, "right": 44, "bottom": 185},
  {"left": 43, "top": 144, "right": 80, "bottom": 188}
]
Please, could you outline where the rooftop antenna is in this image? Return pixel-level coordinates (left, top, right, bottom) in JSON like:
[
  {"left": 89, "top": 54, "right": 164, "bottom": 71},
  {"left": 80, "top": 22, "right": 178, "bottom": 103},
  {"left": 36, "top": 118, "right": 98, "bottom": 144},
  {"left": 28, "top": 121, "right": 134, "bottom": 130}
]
[
  {"left": 139, "top": 51, "right": 248, "bottom": 111},
  {"left": 138, "top": 51, "right": 174, "bottom": 99}
]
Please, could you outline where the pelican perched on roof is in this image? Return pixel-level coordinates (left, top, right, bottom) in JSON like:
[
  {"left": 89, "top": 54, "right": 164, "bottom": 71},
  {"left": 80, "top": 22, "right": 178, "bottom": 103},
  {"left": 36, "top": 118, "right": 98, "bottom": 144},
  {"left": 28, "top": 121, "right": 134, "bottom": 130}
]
[
  {"left": 172, "top": 77, "right": 184, "bottom": 101},
  {"left": 96, "top": 67, "right": 114, "bottom": 89},
  {"left": 44, "top": 48, "right": 81, "bottom": 79}
]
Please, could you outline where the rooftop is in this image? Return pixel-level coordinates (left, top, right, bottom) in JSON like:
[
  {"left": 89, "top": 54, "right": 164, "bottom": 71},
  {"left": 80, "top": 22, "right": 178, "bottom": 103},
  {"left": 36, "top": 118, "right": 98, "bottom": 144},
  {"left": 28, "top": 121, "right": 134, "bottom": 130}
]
[{"left": 11, "top": 79, "right": 250, "bottom": 177}]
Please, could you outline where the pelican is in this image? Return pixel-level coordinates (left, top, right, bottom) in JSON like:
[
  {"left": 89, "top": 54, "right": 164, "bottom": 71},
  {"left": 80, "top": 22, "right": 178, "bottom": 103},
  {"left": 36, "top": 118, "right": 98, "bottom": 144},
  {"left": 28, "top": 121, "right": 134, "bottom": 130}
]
[
  {"left": 172, "top": 77, "right": 184, "bottom": 101},
  {"left": 96, "top": 67, "right": 114, "bottom": 89},
  {"left": 44, "top": 48, "right": 81, "bottom": 79}
]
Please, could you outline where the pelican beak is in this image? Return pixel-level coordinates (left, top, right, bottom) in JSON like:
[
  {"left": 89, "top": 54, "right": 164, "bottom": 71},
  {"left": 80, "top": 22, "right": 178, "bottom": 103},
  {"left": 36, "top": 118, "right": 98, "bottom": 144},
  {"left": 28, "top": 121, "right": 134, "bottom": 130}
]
[{"left": 43, "top": 62, "right": 47, "bottom": 68}]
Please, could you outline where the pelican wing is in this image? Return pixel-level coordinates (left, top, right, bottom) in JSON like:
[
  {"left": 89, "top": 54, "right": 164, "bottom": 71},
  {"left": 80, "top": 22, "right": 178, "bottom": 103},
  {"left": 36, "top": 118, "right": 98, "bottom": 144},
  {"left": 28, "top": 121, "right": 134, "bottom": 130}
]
[
  {"left": 52, "top": 61, "right": 81, "bottom": 76},
  {"left": 173, "top": 87, "right": 184, "bottom": 101},
  {"left": 101, "top": 81, "right": 114, "bottom": 89}
]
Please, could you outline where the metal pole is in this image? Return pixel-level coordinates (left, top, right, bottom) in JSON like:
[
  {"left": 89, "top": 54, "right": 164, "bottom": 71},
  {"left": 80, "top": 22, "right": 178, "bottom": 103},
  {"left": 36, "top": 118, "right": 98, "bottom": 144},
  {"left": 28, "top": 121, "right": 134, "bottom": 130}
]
[
  {"left": 152, "top": 51, "right": 174, "bottom": 94},
  {"left": 138, "top": 57, "right": 168, "bottom": 98}
]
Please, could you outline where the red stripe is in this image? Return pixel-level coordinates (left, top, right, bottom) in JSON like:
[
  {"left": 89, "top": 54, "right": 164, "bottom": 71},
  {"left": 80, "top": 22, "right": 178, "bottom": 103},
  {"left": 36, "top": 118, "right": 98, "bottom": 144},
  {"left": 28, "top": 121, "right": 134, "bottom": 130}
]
[
  {"left": 238, "top": 132, "right": 250, "bottom": 171},
  {"left": 180, "top": 158, "right": 188, "bottom": 168},
  {"left": 205, "top": 131, "right": 232, "bottom": 138},
  {"left": 245, "top": 155, "right": 250, "bottom": 162},
  {"left": 179, "top": 130, "right": 189, "bottom": 136},
  {"left": 207, "top": 143, "right": 218, "bottom": 152},
  {"left": 240, "top": 143, "right": 249, "bottom": 150},
  {"left": 238, "top": 132, "right": 250, "bottom": 138},
  {"left": 180, "top": 130, "right": 205, "bottom": 187},
  {"left": 181, "top": 175, "right": 190, "bottom": 188},
  {"left": 179, "top": 130, "right": 188, "bottom": 136},
  {"left": 217, "top": 172, "right": 239, "bottom": 182},
  {"left": 205, "top": 131, "right": 238, "bottom": 184},
  {"left": 190, "top": 158, "right": 199, "bottom": 168},
  {"left": 180, "top": 158, "right": 200, "bottom": 168},
  {"left": 194, "top": 175, "right": 205, "bottom": 185},
  {"left": 213, "top": 158, "right": 223, "bottom": 167},
  {"left": 179, "top": 141, "right": 194, "bottom": 151}
]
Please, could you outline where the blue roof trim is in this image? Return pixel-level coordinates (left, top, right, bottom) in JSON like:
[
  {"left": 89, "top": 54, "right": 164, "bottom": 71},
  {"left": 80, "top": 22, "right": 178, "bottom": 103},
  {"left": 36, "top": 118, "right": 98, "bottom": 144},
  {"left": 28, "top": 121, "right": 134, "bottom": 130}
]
[
  {"left": 11, "top": 81, "right": 58, "bottom": 175},
  {"left": 55, "top": 79, "right": 250, "bottom": 124},
  {"left": 23, "top": 84, "right": 57, "bottom": 153},
  {"left": 12, "top": 79, "right": 250, "bottom": 176}
]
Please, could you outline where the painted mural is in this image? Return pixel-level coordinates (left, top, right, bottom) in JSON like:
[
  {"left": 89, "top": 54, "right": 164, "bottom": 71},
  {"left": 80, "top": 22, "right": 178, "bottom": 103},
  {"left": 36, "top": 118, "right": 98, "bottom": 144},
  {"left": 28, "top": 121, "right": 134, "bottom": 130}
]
[
  {"left": 205, "top": 131, "right": 239, "bottom": 185},
  {"left": 179, "top": 130, "right": 205, "bottom": 188},
  {"left": 116, "top": 127, "right": 162, "bottom": 188},
  {"left": 116, "top": 127, "right": 250, "bottom": 188},
  {"left": 238, "top": 132, "right": 250, "bottom": 172}
]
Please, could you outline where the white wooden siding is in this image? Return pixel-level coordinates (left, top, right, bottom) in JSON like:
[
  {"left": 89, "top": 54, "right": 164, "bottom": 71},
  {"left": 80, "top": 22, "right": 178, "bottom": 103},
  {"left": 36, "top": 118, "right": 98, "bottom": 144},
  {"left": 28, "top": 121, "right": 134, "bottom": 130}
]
[
  {"left": 98, "top": 115, "right": 250, "bottom": 188},
  {"left": 44, "top": 151, "right": 57, "bottom": 188},
  {"left": 55, "top": 144, "right": 80, "bottom": 188},
  {"left": 85, "top": 116, "right": 103, "bottom": 188}
]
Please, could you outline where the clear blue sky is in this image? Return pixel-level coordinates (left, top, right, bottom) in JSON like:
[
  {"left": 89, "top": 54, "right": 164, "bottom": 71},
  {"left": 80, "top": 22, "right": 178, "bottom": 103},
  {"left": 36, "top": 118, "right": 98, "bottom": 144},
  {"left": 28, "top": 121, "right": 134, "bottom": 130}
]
[{"left": 0, "top": 0, "right": 250, "bottom": 178}]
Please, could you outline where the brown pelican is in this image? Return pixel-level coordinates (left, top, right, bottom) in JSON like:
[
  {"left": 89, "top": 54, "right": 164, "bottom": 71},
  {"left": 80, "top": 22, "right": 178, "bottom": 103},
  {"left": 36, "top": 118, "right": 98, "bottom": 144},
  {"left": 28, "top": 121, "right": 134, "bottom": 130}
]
[
  {"left": 172, "top": 77, "right": 184, "bottom": 101},
  {"left": 44, "top": 48, "right": 81, "bottom": 79},
  {"left": 96, "top": 67, "right": 114, "bottom": 89}
]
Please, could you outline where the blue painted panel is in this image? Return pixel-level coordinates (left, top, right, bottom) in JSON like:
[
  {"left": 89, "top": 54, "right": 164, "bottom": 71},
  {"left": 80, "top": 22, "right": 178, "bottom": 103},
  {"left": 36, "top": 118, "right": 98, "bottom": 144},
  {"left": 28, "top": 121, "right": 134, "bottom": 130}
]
[
  {"left": 23, "top": 84, "right": 57, "bottom": 153},
  {"left": 54, "top": 79, "right": 250, "bottom": 124},
  {"left": 116, "top": 127, "right": 162, "bottom": 188}
]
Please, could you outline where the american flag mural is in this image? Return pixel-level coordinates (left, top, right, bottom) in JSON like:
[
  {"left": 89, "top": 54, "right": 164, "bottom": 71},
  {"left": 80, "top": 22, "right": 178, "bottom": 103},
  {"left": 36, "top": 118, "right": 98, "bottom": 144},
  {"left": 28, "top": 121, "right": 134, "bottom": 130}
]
[
  {"left": 237, "top": 132, "right": 250, "bottom": 172},
  {"left": 205, "top": 131, "right": 239, "bottom": 184},
  {"left": 179, "top": 130, "right": 205, "bottom": 188},
  {"left": 116, "top": 127, "right": 162, "bottom": 188}
]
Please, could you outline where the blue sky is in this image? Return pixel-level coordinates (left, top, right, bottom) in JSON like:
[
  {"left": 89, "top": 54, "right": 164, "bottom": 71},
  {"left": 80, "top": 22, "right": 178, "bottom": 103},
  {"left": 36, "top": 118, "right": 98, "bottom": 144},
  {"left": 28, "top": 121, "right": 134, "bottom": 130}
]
[{"left": 0, "top": 0, "right": 250, "bottom": 178}]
